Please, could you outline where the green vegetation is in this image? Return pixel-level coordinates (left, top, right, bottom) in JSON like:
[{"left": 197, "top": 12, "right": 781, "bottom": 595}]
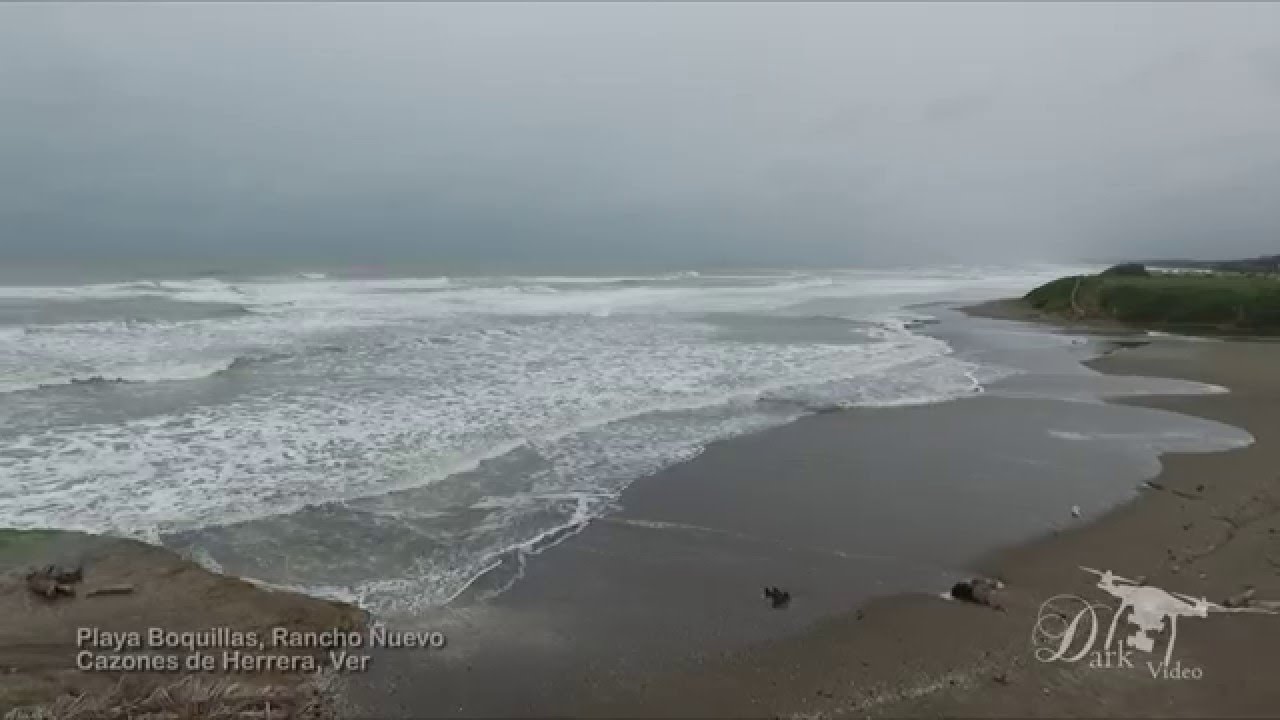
[{"left": 1025, "top": 265, "right": 1280, "bottom": 334}]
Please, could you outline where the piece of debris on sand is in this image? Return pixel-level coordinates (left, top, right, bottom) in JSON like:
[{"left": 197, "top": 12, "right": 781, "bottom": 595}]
[
  {"left": 85, "top": 583, "right": 134, "bottom": 598},
  {"left": 25, "top": 564, "right": 83, "bottom": 600},
  {"left": 950, "top": 577, "right": 1005, "bottom": 609},
  {"left": 762, "top": 585, "right": 792, "bottom": 609},
  {"left": 1224, "top": 586, "right": 1257, "bottom": 609}
]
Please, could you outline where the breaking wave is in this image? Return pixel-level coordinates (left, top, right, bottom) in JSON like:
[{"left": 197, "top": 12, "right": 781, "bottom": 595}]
[{"left": 0, "top": 265, "right": 1092, "bottom": 613}]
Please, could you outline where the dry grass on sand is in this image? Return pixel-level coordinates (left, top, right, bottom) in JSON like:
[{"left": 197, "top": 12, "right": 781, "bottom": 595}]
[{"left": 3, "top": 673, "right": 343, "bottom": 720}]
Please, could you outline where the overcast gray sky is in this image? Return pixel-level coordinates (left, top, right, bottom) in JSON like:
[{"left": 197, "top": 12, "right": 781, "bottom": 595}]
[{"left": 2, "top": 2, "right": 1279, "bottom": 270}]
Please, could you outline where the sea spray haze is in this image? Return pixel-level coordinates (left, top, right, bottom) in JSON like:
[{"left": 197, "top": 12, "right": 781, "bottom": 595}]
[
  {"left": 4, "top": 4, "right": 1280, "bottom": 269},
  {"left": 2, "top": 266, "right": 1080, "bottom": 613}
]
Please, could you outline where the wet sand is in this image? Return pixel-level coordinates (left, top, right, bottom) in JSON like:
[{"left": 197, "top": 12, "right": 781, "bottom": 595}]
[
  {"left": 565, "top": 333, "right": 1280, "bottom": 718},
  {"left": 348, "top": 308, "right": 1280, "bottom": 717}
]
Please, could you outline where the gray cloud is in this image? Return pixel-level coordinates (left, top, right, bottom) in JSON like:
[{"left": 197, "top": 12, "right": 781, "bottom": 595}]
[{"left": 2, "top": 3, "right": 1279, "bottom": 271}]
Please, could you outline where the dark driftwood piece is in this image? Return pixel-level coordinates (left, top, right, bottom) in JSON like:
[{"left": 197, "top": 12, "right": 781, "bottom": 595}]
[{"left": 86, "top": 584, "right": 135, "bottom": 597}]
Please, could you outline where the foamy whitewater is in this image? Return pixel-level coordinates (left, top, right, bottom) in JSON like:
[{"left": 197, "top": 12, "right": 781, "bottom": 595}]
[{"left": 0, "top": 265, "right": 1091, "bottom": 613}]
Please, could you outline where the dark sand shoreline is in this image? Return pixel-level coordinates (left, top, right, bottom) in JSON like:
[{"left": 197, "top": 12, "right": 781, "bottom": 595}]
[
  {"left": 347, "top": 303, "right": 1280, "bottom": 718},
  {"left": 586, "top": 305, "right": 1280, "bottom": 718}
]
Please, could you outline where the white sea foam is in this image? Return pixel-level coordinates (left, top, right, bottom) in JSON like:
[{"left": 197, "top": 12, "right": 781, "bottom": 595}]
[
  {"left": 0, "top": 269, "right": 1050, "bottom": 399},
  {"left": 1048, "top": 430, "right": 1091, "bottom": 441},
  {"left": 0, "top": 320, "right": 967, "bottom": 535},
  {"left": 1146, "top": 330, "right": 1222, "bottom": 343},
  {"left": 1048, "top": 427, "right": 1253, "bottom": 452},
  {"left": 0, "top": 314, "right": 312, "bottom": 396},
  {"left": 0, "top": 357, "right": 242, "bottom": 394}
]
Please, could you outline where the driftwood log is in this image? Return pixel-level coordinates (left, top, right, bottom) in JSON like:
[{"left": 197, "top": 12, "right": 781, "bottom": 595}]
[{"left": 86, "top": 583, "right": 135, "bottom": 598}]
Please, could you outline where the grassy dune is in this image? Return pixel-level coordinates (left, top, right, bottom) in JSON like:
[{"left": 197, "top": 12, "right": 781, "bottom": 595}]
[{"left": 1025, "top": 268, "right": 1280, "bottom": 334}]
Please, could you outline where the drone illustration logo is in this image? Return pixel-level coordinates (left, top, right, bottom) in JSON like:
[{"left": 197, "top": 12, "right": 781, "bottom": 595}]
[{"left": 1033, "top": 567, "right": 1276, "bottom": 672}]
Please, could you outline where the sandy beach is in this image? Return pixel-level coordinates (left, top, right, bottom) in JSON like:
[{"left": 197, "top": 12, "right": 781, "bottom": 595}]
[
  {"left": 340, "top": 307, "right": 1280, "bottom": 717},
  {"left": 0, "top": 529, "right": 368, "bottom": 716},
  {"left": 570, "top": 316, "right": 1280, "bottom": 718}
]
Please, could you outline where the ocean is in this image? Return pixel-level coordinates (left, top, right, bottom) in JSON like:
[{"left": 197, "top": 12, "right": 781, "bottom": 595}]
[{"left": 0, "top": 265, "right": 1100, "bottom": 613}]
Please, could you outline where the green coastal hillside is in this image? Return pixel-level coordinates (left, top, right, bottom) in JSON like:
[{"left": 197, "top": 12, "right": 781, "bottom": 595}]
[{"left": 1025, "top": 264, "right": 1280, "bottom": 334}]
